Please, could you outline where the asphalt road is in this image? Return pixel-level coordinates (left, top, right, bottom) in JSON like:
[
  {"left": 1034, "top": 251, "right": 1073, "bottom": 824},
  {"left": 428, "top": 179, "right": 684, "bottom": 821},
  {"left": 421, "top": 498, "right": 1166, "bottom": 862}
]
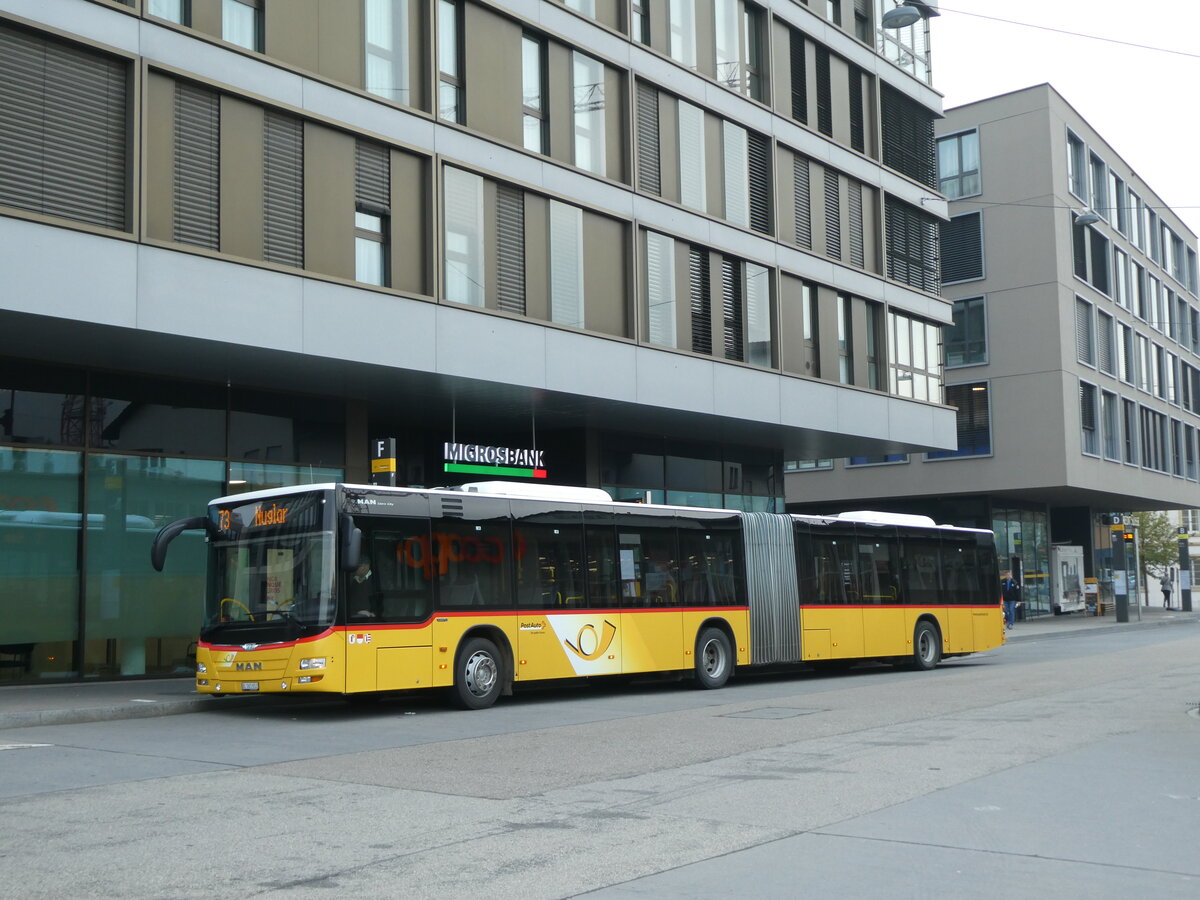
[{"left": 1, "top": 624, "right": 1198, "bottom": 899}]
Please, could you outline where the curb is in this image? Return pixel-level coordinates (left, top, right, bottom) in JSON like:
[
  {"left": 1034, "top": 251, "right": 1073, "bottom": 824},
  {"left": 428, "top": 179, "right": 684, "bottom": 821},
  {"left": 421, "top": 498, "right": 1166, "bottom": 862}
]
[{"left": 1006, "top": 612, "right": 1200, "bottom": 643}]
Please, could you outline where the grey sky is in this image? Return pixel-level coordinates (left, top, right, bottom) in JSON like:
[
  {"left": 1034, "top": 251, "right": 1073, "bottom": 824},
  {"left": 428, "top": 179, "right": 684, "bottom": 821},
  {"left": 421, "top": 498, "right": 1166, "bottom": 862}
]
[{"left": 931, "top": 0, "right": 1200, "bottom": 234}]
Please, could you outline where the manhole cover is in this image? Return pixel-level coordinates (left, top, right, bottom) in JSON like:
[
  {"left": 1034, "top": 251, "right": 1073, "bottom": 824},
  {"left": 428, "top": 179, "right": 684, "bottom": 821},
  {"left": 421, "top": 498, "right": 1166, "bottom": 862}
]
[{"left": 722, "top": 707, "right": 823, "bottom": 719}]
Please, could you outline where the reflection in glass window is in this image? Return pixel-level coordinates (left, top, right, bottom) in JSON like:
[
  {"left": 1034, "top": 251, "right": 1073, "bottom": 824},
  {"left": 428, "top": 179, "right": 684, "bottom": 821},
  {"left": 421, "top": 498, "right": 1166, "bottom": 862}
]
[
  {"left": 432, "top": 519, "right": 513, "bottom": 609},
  {"left": 365, "top": 0, "right": 411, "bottom": 105},
  {"left": 669, "top": 0, "right": 697, "bottom": 70},
  {"left": 355, "top": 210, "right": 387, "bottom": 286},
  {"left": 84, "top": 454, "right": 224, "bottom": 677},
  {"left": 937, "top": 131, "right": 980, "bottom": 199},
  {"left": 149, "top": 0, "right": 188, "bottom": 24},
  {"left": 549, "top": 201, "right": 585, "bottom": 328},
  {"left": 438, "top": 0, "right": 462, "bottom": 123},
  {"left": 521, "top": 34, "right": 546, "bottom": 153},
  {"left": 928, "top": 383, "right": 991, "bottom": 459},
  {"left": 573, "top": 52, "right": 605, "bottom": 175},
  {"left": 746, "top": 263, "right": 772, "bottom": 367},
  {"left": 222, "top": 0, "right": 260, "bottom": 51},
  {"left": 645, "top": 231, "right": 677, "bottom": 348},
  {"left": 0, "top": 448, "right": 83, "bottom": 681},
  {"left": 677, "top": 101, "right": 706, "bottom": 212},
  {"left": 443, "top": 167, "right": 485, "bottom": 306},
  {"left": 888, "top": 311, "right": 942, "bottom": 402}
]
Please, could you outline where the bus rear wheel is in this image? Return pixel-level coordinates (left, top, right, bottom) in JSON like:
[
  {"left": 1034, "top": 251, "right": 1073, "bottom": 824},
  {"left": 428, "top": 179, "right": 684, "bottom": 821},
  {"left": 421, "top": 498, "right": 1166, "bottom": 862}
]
[
  {"left": 911, "top": 621, "right": 941, "bottom": 671},
  {"left": 452, "top": 637, "right": 504, "bottom": 710},
  {"left": 694, "top": 627, "right": 732, "bottom": 689}
]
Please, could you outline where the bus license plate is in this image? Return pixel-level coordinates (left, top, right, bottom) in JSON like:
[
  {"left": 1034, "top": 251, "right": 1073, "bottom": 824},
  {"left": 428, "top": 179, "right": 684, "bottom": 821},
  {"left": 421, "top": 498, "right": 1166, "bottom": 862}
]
[{"left": 241, "top": 682, "right": 259, "bottom": 692}]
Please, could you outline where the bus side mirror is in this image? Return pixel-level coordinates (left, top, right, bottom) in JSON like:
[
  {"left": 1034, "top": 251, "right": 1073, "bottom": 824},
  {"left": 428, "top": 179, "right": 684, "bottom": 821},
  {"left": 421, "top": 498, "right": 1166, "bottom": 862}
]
[
  {"left": 150, "top": 516, "right": 211, "bottom": 572},
  {"left": 340, "top": 514, "right": 362, "bottom": 572}
]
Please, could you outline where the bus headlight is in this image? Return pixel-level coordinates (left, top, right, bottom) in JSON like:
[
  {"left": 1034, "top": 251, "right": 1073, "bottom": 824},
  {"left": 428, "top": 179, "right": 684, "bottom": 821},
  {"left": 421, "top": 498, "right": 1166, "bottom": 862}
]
[
  {"left": 299, "top": 657, "right": 326, "bottom": 670},
  {"left": 196, "top": 662, "right": 207, "bottom": 673}
]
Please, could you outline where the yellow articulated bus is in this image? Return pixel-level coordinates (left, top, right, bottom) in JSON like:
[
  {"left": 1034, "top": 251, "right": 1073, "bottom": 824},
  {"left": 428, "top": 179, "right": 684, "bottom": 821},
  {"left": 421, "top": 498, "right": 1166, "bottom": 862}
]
[{"left": 151, "top": 482, "right": 1004, "bottom": 710}]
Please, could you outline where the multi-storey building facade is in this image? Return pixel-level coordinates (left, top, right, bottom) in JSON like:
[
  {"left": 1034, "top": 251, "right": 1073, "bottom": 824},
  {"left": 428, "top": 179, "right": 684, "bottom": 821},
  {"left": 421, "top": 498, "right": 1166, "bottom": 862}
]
[
  {"left": 0, "top": 0, "right": 950, "bottom": 681},
  {"left": 790, "top": 84, "right": 1200, "bottom": 617}
]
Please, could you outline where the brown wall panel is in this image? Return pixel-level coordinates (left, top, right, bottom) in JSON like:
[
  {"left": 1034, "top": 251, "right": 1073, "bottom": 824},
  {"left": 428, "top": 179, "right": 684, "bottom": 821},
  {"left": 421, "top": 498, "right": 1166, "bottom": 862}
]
[
  {"left": 303, "top": 122, "right": 355, "bottom": 279},
  {"left": 464, "top": 5, "right": 522, "bottom": 146},
  {"left": 265, "top": 0, "right": 319, "bottom": 72},
  {"left": 546, "top": 43, "right": 573, "bottom": 166},
  {"left": 219, "top": 96, "right": 265, "bottom": 260},
  {"left": 318, "top": 0, "right": 364, "bottom": 90},
  {"left": 390, "top": 149, "right": 429, "bottom": 295},
  {"left": 603, "top": 65, "right": 626, "bottom": 183},
  {"left": 190, "top": 0, "right": 222, "bottom": 40},
  {"left": 582, "top": 212, "right": 628, "bottom": 337},
  {"left": 524, "top": 193, "right": 550, "bottom": 321}
]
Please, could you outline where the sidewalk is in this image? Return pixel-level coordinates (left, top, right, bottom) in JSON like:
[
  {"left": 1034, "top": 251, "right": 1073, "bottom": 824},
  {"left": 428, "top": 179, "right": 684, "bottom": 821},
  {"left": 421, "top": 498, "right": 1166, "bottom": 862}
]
[{"left": 2, "top": 605, "right": 1197, "bottom": 730}]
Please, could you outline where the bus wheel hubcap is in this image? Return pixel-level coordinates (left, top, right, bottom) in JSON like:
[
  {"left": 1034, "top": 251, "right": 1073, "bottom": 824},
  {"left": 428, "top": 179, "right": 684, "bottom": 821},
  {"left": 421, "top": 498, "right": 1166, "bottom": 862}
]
[
  {"left": 702, "top": 640, "right": 724, "bottom": 676},
  {"left": 465, "top": 651, "right": 497, "bottom": 696}
]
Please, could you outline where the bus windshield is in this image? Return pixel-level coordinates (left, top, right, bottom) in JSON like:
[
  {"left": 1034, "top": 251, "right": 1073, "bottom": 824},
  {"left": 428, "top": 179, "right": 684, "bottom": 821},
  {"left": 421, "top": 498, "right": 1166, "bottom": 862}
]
[{"left": 203, "top": 491, "right": 337, "bottom": 643}]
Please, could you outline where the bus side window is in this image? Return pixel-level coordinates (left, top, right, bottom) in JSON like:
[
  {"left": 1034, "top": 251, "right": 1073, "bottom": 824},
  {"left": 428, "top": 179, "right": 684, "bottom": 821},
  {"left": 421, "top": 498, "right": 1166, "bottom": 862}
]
[
  {"left": 358, "top": 521, "right": 434, "bottom": 623},
  {"left": 431, "top": 518, "right": 514, "bottom": 610},
  {"left": 900, "top": 536, "right": 941, "bottom": 606},
  {"left": 513, "top": 521, "right": 585, "bottom": 609},
  {"left": 584, "top": 523, "right": 619, "bottom": 608}
]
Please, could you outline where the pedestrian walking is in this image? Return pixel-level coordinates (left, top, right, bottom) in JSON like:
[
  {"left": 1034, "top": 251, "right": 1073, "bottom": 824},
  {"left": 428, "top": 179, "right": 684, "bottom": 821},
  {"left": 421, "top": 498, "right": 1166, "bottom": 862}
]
[
  {"left": 1001, "top": 570, "right": 1021, "bottom": 630},
  {"left": 1162, "top": 577, "right": 1172, "bottom": 610}
]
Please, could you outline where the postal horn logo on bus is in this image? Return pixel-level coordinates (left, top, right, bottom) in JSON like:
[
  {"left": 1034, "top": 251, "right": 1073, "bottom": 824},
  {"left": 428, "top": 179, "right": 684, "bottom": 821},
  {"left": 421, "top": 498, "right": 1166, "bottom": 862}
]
[
  {"left": 252, "top": 503, "right": 288, "bottom": 527},
  {"left": 564, "top": 620, "right": 617, "bottom": 661}
]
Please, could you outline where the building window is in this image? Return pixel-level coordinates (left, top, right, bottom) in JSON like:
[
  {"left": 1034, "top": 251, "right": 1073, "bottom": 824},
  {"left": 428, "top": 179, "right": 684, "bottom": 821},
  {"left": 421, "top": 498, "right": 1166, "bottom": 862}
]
[
  {"left": 437, "top": 0, "right": 463, "bottom": 123},
  {"left": 1072, "top": 215, "right": 1109, "bottom": 295},
  {"left": 743, "top": 3, "right": 766, "bottom": 101},
  {"left": 888, "top": 311, "right": 941, "bottom": 402},
  {"left": 848, "top": 453, "right": 908, "bottom": 467},
  {"left": 941, "top": 212, "right": 984, "bottom": 285},
  {"left": 1089, "top": 153, "right": 1107, "bottom": 219},
  {"left": 715, "top": 0, "right": 740, "bottom": 89},
  {"left": 837, "top": 294, "right": 853, "bottom": 384},
  {"left": 636, "top": 82, "right": 661, "bottom": 195},
  {"left": 885, "top": 197, "right": 940, "bottom": 294},
  {"left": 572, "top": 52, "right": 605, "bottom": 176},
  {"left": 873, "top": 0, "right": 930, "bottom": 82},
  {"left": 443, "top": 167, "right": 484, "bottom": 306},
  {"left": 678, "top": 101, "right": 706, "bottom": 212},
  {"left": 1101, "top": 390, "right": 1120, "bottom": 460},
  {"left": 1067, "top": 130, "right": 1086, "bottom": 200},
  {"left": 173, "top": 81, "right": 219, "bottom": 249},
  {"left": 0, "top": 24, "right": 129, "bottom": 231},
  {"left": 521, "top": 34, "right": 547, "bottom": 154},
  {"left": 149, "top": 0, "right": 190, "bottom": 24},
  {"left": 1118, "top": 323, "right": 1134, "bottom": 385},
  {"left": 1186, "top": 426, "right": 1198, "bottom": 480},
  {"left": 865, "top": 301, "right": 881, "bottom": 389},
  {"left": 1079, "top": 382, "right": 1099, "bottom": 456},
  {"left": 1113, "top": 247, "right": 1129, "bottom": 309},
  {"left": 633, "top": 0, "right": 649, "bottom": 44},
  {"left": 354, "top": 140, "right": 391, "bottom": 287},
  {"left": 723, "top": 122, "right": 749, "bottom": 229},
  {"left": 1075, "top": 297, "right": 1095, "bottom": 366},
  {"left": 945, "top": 297, "right": 986, "bottom": 367},
  {"left": 669, "top": 0, "right": 698, "bottom": 70},
  {"left": 1130, "top": 192, "right": 1145, "bottom": 249},
  {"left": 1136, "top": 334, "right": 1151, "bottom": 392},
  {"left": 784, "top": 459, "right": 833, "bottom": 472},
  {"left": 365, "top": 0, "right": 411, "bottom": 106},
  {"left": 928, "top": 382, "right": 990, "bottom": 459},
  {"left": 549, "top": 201, "right": 584, "bottom": 328},
  {"left": 789, "top": 27, "right": 807, "bottom": 124},
  {"left": 689, "top": 246, "right": 711, "bottom": 354},
  {"left": 355, "top": 211, "right": 387, "bottom": 286},
  {"left": 645, "top": 231, "right": 677, "bottom": 348},
  {"left": 1110, "top": 171, "right": 1127, "bottom": 234},
  {"left": 937, "top": 130, "right": 981, "bottom": 199},
  {"left": 880, "top": 83, "right": 936, "bottom": 189},
  {"left": 1122, "top": 398, "right": 1139, "bottom": 464},
  {"left": 222, "top": 0, "right": 261, "bottom": 51},
  {"left": 1097, "top": 310, "right": 1115, "bottom": 375},
  {"left": 746, "top": 263, "right": 772, "bottom": 367}
]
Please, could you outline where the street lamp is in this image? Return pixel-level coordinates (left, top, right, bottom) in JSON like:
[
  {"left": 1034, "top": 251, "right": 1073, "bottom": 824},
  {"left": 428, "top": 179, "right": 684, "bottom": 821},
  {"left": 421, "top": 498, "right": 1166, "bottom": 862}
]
[
  {"left": 881, "top": 1, "right": 941, "bottom": 30},
  {"left": 1075, "top": 210, "right": 1102, "bottom": 227}
]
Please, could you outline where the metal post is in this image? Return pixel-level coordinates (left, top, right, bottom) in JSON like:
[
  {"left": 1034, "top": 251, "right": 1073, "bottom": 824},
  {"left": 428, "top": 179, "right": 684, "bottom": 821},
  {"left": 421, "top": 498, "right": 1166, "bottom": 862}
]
[
  {"left": 1179, "top": 527, "right": 1192, "bottom": 612},
  {"left": 1111, "top": 524, "right": 1129, "bottom": 623}
]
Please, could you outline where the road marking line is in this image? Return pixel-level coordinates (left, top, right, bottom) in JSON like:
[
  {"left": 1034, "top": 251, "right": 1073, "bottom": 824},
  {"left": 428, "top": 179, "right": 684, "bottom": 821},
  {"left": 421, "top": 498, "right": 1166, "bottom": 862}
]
[{"left": 0, "top": 744, "right": 52, "bottom": 751}]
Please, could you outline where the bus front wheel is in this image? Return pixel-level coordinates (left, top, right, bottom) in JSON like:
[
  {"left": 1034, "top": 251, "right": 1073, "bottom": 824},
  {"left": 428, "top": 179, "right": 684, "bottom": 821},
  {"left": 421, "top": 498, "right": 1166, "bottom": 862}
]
[
  {"left": 452, "top": 637, "right": 504, "bottom": 710},
  {"left": 911, "top": 621, "right": 942, "bottom": 671},
  {"left": 694, "top": 627, "right": 732, "bottom": 689}
]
